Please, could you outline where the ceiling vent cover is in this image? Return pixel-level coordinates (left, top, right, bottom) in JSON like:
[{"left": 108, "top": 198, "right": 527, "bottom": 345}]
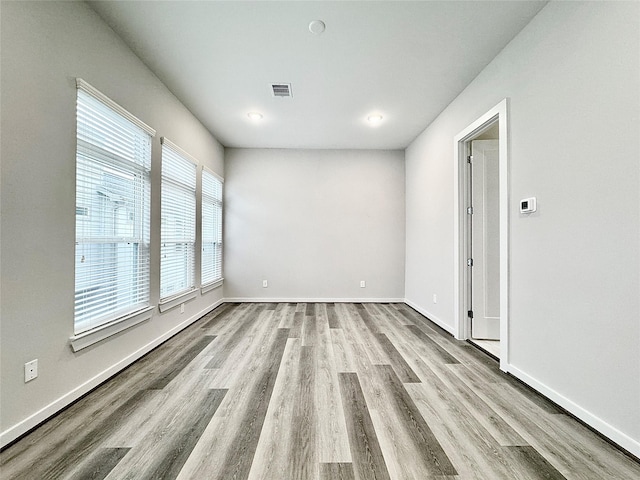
[{"left": 271, "top": 83, "right": 292, "bottom": 98}]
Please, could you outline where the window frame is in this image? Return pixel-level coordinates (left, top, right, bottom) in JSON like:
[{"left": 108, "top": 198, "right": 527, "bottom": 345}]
[
  {"left": 159, "top": 137, "right": 198, "bottom": 304},
  {"left": 201, "top": 166, "right": 224, "bottom": 289},
  {"left": 73, "top": 79, "right": 155, "bottom": 339}
]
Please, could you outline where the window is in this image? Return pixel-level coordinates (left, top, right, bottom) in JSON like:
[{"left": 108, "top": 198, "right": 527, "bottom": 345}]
[
  {"left": 160, "top": 138, "right": 197, "bottom": 300},
  {"left": 74, "top": 79, "right": 153, "bottom": 334},
  {"left": 202, "top": 168, "right": 223, "bottom": 286}
]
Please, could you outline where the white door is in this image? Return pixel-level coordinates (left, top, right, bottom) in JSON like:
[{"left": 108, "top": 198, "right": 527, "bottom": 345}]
[{"left": 471, "top": 140, "right": 500, "bottom": 340}]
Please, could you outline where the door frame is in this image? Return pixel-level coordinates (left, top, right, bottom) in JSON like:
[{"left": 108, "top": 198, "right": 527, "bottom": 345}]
[{"left": 453, "top": 98, "right": 509, "bottom": 371}]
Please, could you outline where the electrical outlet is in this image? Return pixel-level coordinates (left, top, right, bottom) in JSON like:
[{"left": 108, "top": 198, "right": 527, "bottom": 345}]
[
  {"left": 360, "top": 280, "right": 366, "bottom": 288},
  {"left": 25, "top": 359, "right": 38, "bottom": 383},
  {"left": 262, "top": 280, "right": 268, "bottom": 288},
  {"left": 433, "top": 294, "right": 437, "bottom": 304},
  {"left": 180, "top": 303, "right": 185, "bottom": 314}
]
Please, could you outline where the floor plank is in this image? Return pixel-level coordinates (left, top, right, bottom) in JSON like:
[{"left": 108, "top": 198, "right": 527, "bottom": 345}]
[
  {"left": 316, "top": 307, "right": 352, "bottom": 463},
  {"left": 319, "top": 462, "right": 355, "bottom": 480},
  {"left": 290, "top": 310, "right": 304, "bottom": 338},
  {"left": 502, "top": 446, "right": 567, "bottom": 480},
  {"left": 247, "top": 338, "right": 300, "bottom": 480},
  {"left": 67, "top": 448, "right": 130, "bottom": 480},
  {"left": 338, "top": 372, "right": 391, "bottom": 480},
  {"left": 330, "top": 327, "right": 357, "bottom": 373},
  {"left": 287, "top": 346, "right": 317, "bottom": 479},
  {"left": 374, "top": 333, "right": 421, "bottom": 383},
  {"left": 377, "top": 364, "right": 457, "bottom": 476},
  {"left": 326, "top": 303, "right": 341, "bottom": 329}
]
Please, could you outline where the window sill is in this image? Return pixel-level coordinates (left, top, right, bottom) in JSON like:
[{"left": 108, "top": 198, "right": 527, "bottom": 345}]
[
  {"left": 158, "top": 288, "right": 198, "bottom": 313},
  {"left": 201, "top": 278, "right": 224, "bottom": 294},
  {"left": 70, "top": 306, "right": 154, "bottom": 352}
]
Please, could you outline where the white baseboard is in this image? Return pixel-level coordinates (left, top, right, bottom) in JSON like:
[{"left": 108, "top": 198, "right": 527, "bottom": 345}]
[
  {"left": 225, "top": 297, "right": 405, "bottom": 303},
  {"left": 403, "top": 299, "right": 456, "bottom": 336},
  {"left": 506, "top": 364, "right": 640, "bottom": 458},
  {"left": 0, "top": 299, "right": 224, "bottom": 449}
]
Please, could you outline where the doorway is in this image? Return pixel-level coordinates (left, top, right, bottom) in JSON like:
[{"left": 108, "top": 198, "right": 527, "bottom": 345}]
[
  {"left": 469, "top": 136, "right": 500, "bottom": 357},
  {"left": 453, "top": 99, "right": 509, "bottom": 370}
]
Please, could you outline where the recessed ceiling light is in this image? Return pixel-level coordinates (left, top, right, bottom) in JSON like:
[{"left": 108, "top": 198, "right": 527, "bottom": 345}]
[
  {"left": 247, "top": 112, "right": 263, "bottom": 121},
  {"left": 367, "top": 114, "right": 383, "bottom": 125},
  {"left": 309, "top": 20, "right": 326, "bottom": 35}
]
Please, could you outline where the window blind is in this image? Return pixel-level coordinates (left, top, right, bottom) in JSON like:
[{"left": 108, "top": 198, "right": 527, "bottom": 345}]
[
  {"left": 160, "top": 138, "right": 197, "bottom": 300},
  {"left": 75, "top": 80, "right": 153, "bottom": 334},
  {"left": 202, "top": 168, "right": 223, "bottom": 286}
]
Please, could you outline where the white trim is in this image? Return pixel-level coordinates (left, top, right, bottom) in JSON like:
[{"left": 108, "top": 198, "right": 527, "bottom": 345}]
[
  {"left": 160, "top": 137, "right": 199, "bottom": 166},
  {"left": 0, "top": 299, "right": 224, "bottom": 449},
  {"left": 201, "top": 279, "right": 224, "bottom": 294},
  {"left": 506, "top": 364, "right": 640, "bottom": 458},
  {"left": 69, "top": 306, "right": 154, "bottom": 352},
  {"left": 402, "top": 299, "right": 456, "bottom": 336},
  {"left": 224, "top": 297, "right": 405, "bottom": 304},
  {"left": 202, "top": 165, "right": 224, "bottom": 183},
  {"left": 75, "top": 78, "right": 156, "bottom": 136},
  {"left": 453, "top": 98, "right": 510, "bottom": 371},
  {"left": 158, "top": 288, "right": 198, "bottom": 312}
]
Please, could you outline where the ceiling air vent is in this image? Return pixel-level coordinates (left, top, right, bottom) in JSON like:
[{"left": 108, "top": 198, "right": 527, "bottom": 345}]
[{"left": 271, "top": 83, "right": 292, "bottom": 98}]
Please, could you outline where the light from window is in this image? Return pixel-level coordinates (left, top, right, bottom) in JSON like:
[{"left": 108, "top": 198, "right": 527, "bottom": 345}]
[
  {"left": 202, "top": 168, "right": 223, "bottom": 286},
  {"left": 74, "top": 80, "right": 153, "bottom": 334},
  {"left": 160, "top": 139, "right": 197, "bottom": 300}
]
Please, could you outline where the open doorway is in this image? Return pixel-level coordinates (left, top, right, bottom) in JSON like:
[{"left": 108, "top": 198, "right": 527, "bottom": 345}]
[
  {"left": 468, "top": 131, "right": 500, "bottom": 358},
  {"left": 453, "top": 99, "right": 509, "bottom": 370}
]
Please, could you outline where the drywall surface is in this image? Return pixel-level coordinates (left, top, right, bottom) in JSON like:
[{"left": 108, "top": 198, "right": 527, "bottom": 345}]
[
  {"left": 0, "top": 1, "right": 224, "bottom": 445},
  {"left": 224, "top": 149, "right": 405, "bottom": 301},
  {"left": 405, "top": 1, "right": 639, "bottom": 452}
]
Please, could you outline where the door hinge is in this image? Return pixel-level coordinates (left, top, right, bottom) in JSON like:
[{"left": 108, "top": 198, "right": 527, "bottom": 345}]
[
  {"left": 467, "top": 155, "right": 473, "bottom": 163},
  {"left": 467, "top": 206, "right": 473, "bottom": 215},
  {"left": 467, "top": 258, "right": 473, "bottom": 267},
  {"left": 468, "top": 310, "right": 474, "bottom": 318}
]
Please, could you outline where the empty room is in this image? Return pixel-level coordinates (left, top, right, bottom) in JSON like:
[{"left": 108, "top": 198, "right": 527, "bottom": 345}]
[{"left": 1, "top": 1, "right": 639, "bottom": 479}]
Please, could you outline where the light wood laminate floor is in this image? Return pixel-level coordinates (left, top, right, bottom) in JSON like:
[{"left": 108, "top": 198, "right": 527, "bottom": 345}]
[{"left": 2, "top": 303, "right": 639, "bottom": 479}]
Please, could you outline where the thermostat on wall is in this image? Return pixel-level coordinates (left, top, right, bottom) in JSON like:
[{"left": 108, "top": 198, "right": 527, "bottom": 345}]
[{"left": 520, "top": 197, "right": 537, "bottom": 214}]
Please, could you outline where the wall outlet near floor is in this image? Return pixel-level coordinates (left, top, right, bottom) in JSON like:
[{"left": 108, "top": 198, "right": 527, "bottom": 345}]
[
  {"left": 180, "top": 303, "right": 185, "bottom": 314},
  {"left": 262, "top": 280, "right": 268, "bottom": 288},
  {"left": 360, "top": 280, "right": 366, "bottom": 288},
  {"left": 433, "top": 294, "right": 437, "bottom": 304},
  {"left": 25, "top": 359, "right": 38, "bottom": 383}
]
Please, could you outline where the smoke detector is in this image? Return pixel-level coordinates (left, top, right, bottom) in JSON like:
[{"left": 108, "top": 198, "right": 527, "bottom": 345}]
[{"left": 309, "top": 20, "right": 326, "bottom": 35}]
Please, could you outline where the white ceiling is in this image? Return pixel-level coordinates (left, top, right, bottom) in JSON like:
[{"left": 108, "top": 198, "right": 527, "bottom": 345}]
[{"left": 88, "top": 1, "right": 547, "bottom": 150}]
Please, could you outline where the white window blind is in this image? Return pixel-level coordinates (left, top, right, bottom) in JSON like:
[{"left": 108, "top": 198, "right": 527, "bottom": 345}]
[
  {"left": 75, "top": 79, "right": 154, "bottom": 334},
  {"left": 202, "top": 168, "right": 223, "bottom": 286},
  {"left": 160, "top": 138, "right": 197, "bottom": 300}
]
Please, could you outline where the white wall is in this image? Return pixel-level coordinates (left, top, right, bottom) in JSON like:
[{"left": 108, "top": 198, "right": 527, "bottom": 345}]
[
  {"left": 405, "top": 1, "right": 639, "bottom": 454},
  {"left": 0, "top": 1, "right": 224, "bottom": 446},
  {"left": 224, "top": 149, "right": 405, "bottom": 301}
]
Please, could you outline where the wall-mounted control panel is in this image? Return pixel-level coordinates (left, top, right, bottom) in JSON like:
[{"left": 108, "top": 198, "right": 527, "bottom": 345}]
[{"left": 520, "top": 197, "right": 537, "bottom": 214}]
